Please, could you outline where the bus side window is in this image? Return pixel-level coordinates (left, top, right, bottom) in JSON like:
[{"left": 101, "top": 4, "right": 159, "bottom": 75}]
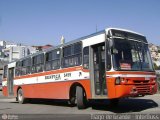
[
  {"left": 32, "top": 57, "right": 37, "bottom": 73},
  {"left": 3, "top": 65, "right": 8, "bottom": 78},
  {"left": 45, "top": 52, "right": 52, "bottom": 71},
  {"left": 62, "top": 42, "right": 82, "bottom": 68},
  {"left": 32, "top": 54, "right": 44, "bottom": 73},
  {"left": 15, "top": 61, "right": 21, "bottom": 76},
  {"left": 45, "top": 49, "right": 61, "bottom": 71},
  {"left": 21, "top": 58, "right": 31, "bottom": 75},
  {"left": 21, "top": 60, "right": 26, "bottom": 75},
  {"left": 83, "top": 47, "right": 89, "bottom": 69},
  {"left": 51, "top": 49, "right": 60, "bottom": 70}
]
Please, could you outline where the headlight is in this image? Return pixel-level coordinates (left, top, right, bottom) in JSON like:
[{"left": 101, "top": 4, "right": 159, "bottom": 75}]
[
  {"left": 115, "top": 77, "right": 127, "bottom": 85},
  {"left": 115, "top": 77, "right": 121, "bottom": 85}
]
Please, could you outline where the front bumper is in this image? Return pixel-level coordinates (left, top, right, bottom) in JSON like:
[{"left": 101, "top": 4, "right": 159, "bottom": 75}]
[{"left": 115, "top": 83, "right": 157, "bottom": 98}]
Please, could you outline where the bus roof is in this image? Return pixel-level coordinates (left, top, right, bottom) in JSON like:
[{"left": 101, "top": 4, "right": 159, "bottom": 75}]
[
  {"left": 7, "top": 27, "right": 146, "bottom": 64},
  {"left": 105, "top": 27, "right": 145, "bottom": 37},
  {"left": 43, "top": 29, "right": 105, "bottom": 52}
]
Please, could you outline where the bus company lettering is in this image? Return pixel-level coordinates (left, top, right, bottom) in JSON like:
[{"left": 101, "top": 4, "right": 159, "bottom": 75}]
[
  {"left": 45, "top": 74, "right": 61, "bottom": 80},
  {"left": 64, "top": 73, "right": 71, "bottom": 77}
]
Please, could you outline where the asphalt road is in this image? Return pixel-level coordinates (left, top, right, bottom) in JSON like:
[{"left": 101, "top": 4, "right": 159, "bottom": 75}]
[{"left": 0, "top": 91, "right": 160, "bottom": 120}]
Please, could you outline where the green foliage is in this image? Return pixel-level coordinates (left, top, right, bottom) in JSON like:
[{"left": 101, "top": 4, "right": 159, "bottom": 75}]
[
  {"left": 154, "top": 63, "right": 158, "bottom": 70},
  {"left": 157, "top": 80, "right": 160, "bottom": 92},
  {"left": 156, "top": 77, "right": 160, "bottom": 93},
  {"left": 154, "top": 63, "right": 160, "bottom": 70}
]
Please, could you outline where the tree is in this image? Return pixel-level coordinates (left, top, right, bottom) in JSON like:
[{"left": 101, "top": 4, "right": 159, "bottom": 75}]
[{"left": 154, "top": 63, "right": 158, "bottom": 70}]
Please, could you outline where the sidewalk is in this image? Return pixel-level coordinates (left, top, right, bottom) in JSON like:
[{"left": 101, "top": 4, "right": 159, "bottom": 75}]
[
  {"left": 0, "top": 91, "right": 15, "bottom": 101},
  {"left": 0, "top": 98, "right": 16, "bottom": 102}
]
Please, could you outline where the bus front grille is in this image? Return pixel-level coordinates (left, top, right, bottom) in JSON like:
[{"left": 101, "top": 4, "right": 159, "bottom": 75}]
[
  {"left": 133, "top": 80, "right": 151, "bottom": 94},
  {"left": 133, "top": 80, "right": 150, "bottom": 84},
  {"left": 135, "top": 85, "right": 151, "bottom": 94}
]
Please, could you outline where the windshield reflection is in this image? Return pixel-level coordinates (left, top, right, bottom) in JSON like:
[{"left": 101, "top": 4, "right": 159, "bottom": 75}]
[{"left": 112, "top": 38, "right": 154, "bottom": 71}]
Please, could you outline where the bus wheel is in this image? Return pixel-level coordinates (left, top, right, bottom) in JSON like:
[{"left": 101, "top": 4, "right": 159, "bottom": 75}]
[
  {"left": 17, "top": 89, "right": 26, "bottom": 104},
  {"left": 68, "top": 96, "right": 76, "bottom": 107},
  {"left": 76, "top": 86, "right": 87, "bottom": 109}
]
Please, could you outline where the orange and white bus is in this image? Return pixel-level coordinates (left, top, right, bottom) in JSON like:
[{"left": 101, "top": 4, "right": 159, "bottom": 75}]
[{"left": 2, "top": 28, "right": 157, "bottom": 109}]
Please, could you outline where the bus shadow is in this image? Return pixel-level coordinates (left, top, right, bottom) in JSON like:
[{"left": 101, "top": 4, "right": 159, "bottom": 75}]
[
  {"left": 10, "top": 98, "right": 159, "bottom": 113},
  {"left": 91, "top": 98, "right": 159, "bottom": 113},
  {"left": 24, "top": 99, "right": 71, "bottom": 107}
]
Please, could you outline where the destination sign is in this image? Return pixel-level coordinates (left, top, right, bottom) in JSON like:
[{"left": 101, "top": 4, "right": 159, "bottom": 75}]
[
  {"left": 110, "top": 29, "right": 147, "bottom": 43},
  {"left": 111, "top": 30, "right": 125, "bottom": 38}
]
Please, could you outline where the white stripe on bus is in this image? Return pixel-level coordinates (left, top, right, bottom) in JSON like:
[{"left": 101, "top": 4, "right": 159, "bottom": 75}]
[{"left": 106, "top": 74, "right": 156, "bottom": 78}]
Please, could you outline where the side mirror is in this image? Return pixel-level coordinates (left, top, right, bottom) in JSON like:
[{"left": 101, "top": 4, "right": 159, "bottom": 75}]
[{"left": 106, "top": 34, "right": 110, "bottom": 38}]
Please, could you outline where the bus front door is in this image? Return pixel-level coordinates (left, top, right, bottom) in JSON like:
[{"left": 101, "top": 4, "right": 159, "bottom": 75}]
[
  {"left": 8, "top": 68, "right": 14, "bottom": 96},
  {"left": 90, "top": 43, "right": 107, "bottom": 98}
]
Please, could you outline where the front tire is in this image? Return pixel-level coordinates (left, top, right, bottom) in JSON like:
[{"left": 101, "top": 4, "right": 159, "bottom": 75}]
[
  {"left": 76, "top": 86, "right": 87, "bottom": 109},
  {"left": 17, "top": 89, "right": 26, "bottom": 104}
]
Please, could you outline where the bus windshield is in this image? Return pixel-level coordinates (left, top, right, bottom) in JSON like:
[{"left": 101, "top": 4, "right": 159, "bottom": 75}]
[{"left": 112, "top": 38, "right": 154, "bottom": 71}]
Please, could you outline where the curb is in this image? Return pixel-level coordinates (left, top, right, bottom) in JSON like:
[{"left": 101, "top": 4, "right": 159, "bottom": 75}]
[{"left": 0, "top": 98, "right": 16, "bottom": 102}]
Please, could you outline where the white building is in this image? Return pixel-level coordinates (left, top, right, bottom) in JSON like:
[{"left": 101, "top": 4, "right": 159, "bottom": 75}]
[
  {"left": 0, "top": 40, "right": 38, "bottom": 62},
  {"left": 0, "top": 40, "right": 38, "bottom": 87},
  {"left": 0, "top": 41, "right": 6, "bottom": 47},
  {"left": 9, "top": 46, "right": 37, "bottom": 62}
]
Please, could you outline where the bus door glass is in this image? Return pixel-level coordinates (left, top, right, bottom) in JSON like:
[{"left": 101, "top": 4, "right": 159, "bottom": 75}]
[
  {"left": 91, "top": 43, "right": 107, "bottom": 96},
  {"left": 8, "top": 68, "right": 14, "bottom": 96}
]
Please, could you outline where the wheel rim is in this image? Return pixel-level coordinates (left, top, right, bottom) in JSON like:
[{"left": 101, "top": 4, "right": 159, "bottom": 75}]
[{"left": 18, "top": 92, "right": 23, "bottom": 102}]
